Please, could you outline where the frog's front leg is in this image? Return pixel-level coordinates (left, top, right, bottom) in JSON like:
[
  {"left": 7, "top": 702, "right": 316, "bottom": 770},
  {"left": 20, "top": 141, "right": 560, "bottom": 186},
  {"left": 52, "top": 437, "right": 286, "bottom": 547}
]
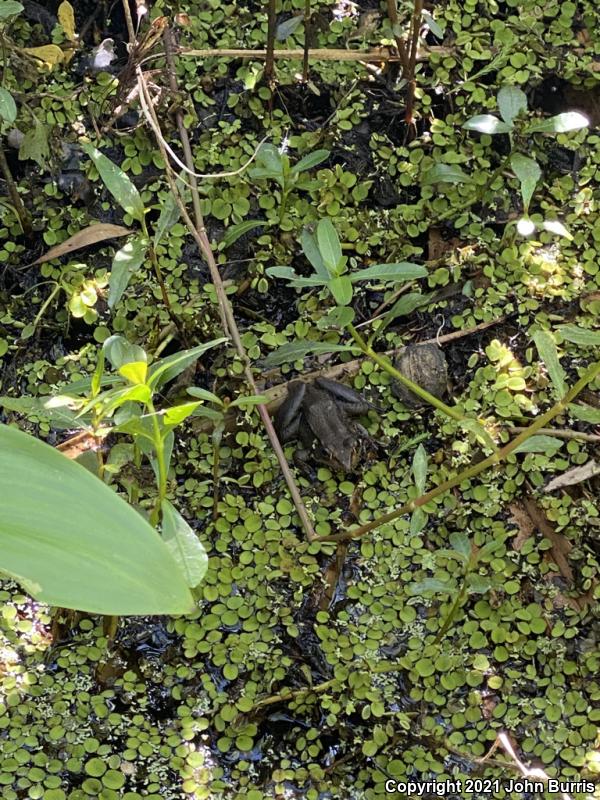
[
  {"left": 314, "top": 377, "right": 372, "bottom": 416},
  {"left": 274, "top": 381, "right": 306, "bottom": 442}
]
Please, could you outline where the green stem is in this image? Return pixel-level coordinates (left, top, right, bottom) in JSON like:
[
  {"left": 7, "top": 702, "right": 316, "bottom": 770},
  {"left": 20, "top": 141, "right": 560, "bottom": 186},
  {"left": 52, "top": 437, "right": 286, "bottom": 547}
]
[
  {"left": 147, "top": 400, "right": 167, "bottom": 527},
  {"left": 316, "top": 359, "right": 600, "bottom": 544}
]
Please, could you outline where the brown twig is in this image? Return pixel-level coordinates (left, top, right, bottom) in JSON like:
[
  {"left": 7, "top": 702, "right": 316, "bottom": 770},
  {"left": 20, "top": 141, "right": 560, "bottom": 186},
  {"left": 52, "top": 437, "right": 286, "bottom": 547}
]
[
  {"left": 178, "top": 46, "right": 409, "bottom": 61},
  {"left": 385, "top": 0, "right": 410, "bottom": 73},
  {"left": 508, "top": 426, "right": 600, "bottom": 443},
  {"left": 265, "top": 0, "right": 277, "bottom": 85},
  {"left": 0, "top": 141, "right": 32, "bottom": 236},
  {"left": 155, "top": 27, "right": 317, "bottom": 543}
]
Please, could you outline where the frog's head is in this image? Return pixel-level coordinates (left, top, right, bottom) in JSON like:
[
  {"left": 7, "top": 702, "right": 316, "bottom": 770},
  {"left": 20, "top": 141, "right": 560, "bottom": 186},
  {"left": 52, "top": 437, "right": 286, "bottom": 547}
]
[{"left": 326, "top": 435, "right": 360, "bottom": 472}]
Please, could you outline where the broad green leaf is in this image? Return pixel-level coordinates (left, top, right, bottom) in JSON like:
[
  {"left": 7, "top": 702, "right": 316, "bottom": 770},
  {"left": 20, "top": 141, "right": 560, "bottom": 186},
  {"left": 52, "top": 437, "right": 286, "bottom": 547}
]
[
  {"left": 118, "top": 360, "right": 148, "bottom": 385},
  {"left": 527, "top": 111, "right": 589, "bottom": 133},
  {"left": 292, "top": 149, "right": 329, "bottom": 174},
  {"left": 229, "top": 394, "right": 268, "bottom": 408},
  {"left": 252, "top": 143, "right": 283, "bottom": 174},
  {"left": 408, "top": 578, "right": 453, "bottom": 596},
  {"left": 532, "top": 330, "right": 567, "bottom": 398},
  {"left": 81, "top": 143, "right": 145, "bottom": 223},
  {"left": 410, "top": 508, "right": 428, "bottom": 535},
  {"left": 542, "top": 219, "right": 572, "bottom": 240},
  {"left": 462, "top": 114, "right": 513, "bottom": 134},
  {"left": 276, "top": 13, "right": 304, "bottom": 40},
  {"left": 467, "top": 575, "right": 493, "bottom": 594},
  {"left": 557, "top": 325, "right": 600, "bottom": 346},
  {"left": 263, "top": 340, "right": 358, "bottom": 368},
  {"left": 351, "top": 263, "right": 428, "bottom": 282},
  {"left": 412, "top": 444, "right": 428, "bottom": 494},
  {"left": 0, "top": 87, "right": 17, "bottom": 122},
  {"left": 385, "top": 292, "right": 433, "bottom": 320},
  {"left": 0, "top": 424, "right": 194, "bottom": 614},
  {"left": 0, "top": 395, "right": 85, "bottom": 430},
  {"left": 266, "top": 266, "right": 325, "bottom": 287},
  {"left": 103, "top": 335, "right": 147, "bottom": 370},
  {"left": 450, "top": 531, "right": 472, "bottom": 562},
  {"left": 161, "top": 500, "right": 207, "bottom": 588},
  {"left": 421, "top": 163, "right": 470, "bottom": 185},
  {"left": 300, "top": 227, "right": 329, "bottom": 279},
  {"left": 91, "top": 348, "right": 105, "bottom": 397},
  {"left": 497, "top": 85, "right": 527, "bottom": 125},
  {"left": 18, "top": 118, "right": 49, "bottom": 168},
  {"left": 154, "top": 174, "right": 190, "bottom": 248},
  {"left": 147, "top": 338, "right": 227, "bottom": 390},
  {"left": 317, "top": 305, "right": 355, "bottom": 329},
  {"left": 514, "top": 435, "right": 563, "bottom": 454},
  {"left": 510, "top": 153, "right": 541, "bottom": 212},
  {"left": 221, "top": 219, "right": 268, "bottom": 249},
  {"left": 186, "top": 387, "right": 223, "bottom": 405},
  {"left": 191, "top": 406, "right": 224, "bottom": 422},
  {"left": 109, "top": 235, "right": 148, "bottom": 309},
  {"left": 317, "top": 218, "right": 343, "bottom": 273},
  {"left": 0, "top": 1, "right": 24, "bottom": 18},
  {"left": 163, "top": 401, "right": 203, "bottom": 427},
  {"left": 422, "top": 10, "right": 443, "bottom": 38},
  {"left": 568, "top": 403, "right": 600, "bottom": 424},
  {"left": 328, "top": 275, "right": 353, "bottom": 306}
]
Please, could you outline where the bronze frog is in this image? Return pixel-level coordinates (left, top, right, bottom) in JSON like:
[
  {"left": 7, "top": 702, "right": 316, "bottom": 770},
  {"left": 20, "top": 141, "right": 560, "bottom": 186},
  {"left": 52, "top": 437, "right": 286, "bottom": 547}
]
[
  {"left": 391, "top": 344, "right": 448, "bottom": 407},
  {"left": 275, "top": 377, "right": 373, "bottom": 472}
]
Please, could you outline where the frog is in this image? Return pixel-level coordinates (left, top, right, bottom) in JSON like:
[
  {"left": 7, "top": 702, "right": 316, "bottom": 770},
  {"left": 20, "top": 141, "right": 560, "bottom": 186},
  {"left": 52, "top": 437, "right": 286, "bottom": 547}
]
[
  {"left": 274, "top": 377, "right": 373, "bottom": 472},
  {"left": 391, "top": 344, "right": 448, "bottom": 407}
]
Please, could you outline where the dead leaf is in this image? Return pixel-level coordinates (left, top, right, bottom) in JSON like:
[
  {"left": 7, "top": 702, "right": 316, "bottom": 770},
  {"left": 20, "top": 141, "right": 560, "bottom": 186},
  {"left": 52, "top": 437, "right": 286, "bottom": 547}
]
[
  {"left": 509, "top": 497, "right": 595, "bottom": 612},
  {"left": 32, "top": 223, "right": 132, "bottom": 265},
  {"left": 544, "top": 460, "right": 600, "bottom": 493},
  {"left": 57, "top": 431, "right": 105, "bottom": 459},
  {"left": 58, "top": 1, "right": 77, "bottom": 43},
  {"left": 22, "top": 45, "right": 65, "bottom": 68}
]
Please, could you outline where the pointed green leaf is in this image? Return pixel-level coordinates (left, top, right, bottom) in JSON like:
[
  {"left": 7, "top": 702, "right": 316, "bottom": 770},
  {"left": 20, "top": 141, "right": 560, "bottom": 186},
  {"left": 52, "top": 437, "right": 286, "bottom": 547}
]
[
  {"left": 0, "top": 87, "right": 17, "bottom": 123},
  {"left": 532, "top": 330, "right": 567, "bottom": 398},
  {"left": 527, "top": 111, "right": 589, "bottom": 133},
  {"left": 118, "top": 360, "right": 148, "bottom": 385},
  {"left": 161, "top": 500, "right": 208, "bottom": 589},
  {"left": 514, "top": 435, "right": 563, "bottom": 454},
  {"left": 317, "top": 219, "right": 343, "bottom": 273},
  {"left": 147, "top": 338, "right": 227, "bottom": 390},
  {"left": 328, "top": 275, "right": 353, "bottom": 305},
  {"left": 263, "top": 340, "right": 358, "bottom": 368},
  {"left": 299, "top": 227, "right": 329, "bottom": 279},
  {"left": 186, "top": 387, "right": 223, "bottom": 405},
  {"left": 450, "top": 531, "right": 472, "bottom": 562},
  {"left": 154, "top": 173, "right": 190, "bottom": 248},
  {"left": 462, "top": 114, "right": 513, "bottom": 134},
  {"left": 81, "top": 143, "right": 145, "bottom": 222},
  {"left": 103, "top": 335, "right": 147, "bottom": 370},
  {"left": 351, "top": 263, "right": 428, "bottom": 282},
  {"left": 412, "top": 444, "right": 428, "bottom": 494},
  {"left": 421, "top": 163, "right": 471, "bottom": 185},
  {"left": 163, "top": 401, "right": 203, "bottom": 427},
  {"left": 510, "top": 153, "right": 541, "bottom": 212},
  {"left": 542, "top": 219, "right": 572, "bottom": 240},
  {"left": 557, "top": 325, "right": 600, "bottom": 346},
  {"left": 497, "top": 85, "right": 527, "bottom": 125},
  {"left": 109, "top": 236, "right": 148, "bottom": 309},
  {"left": 292, "top": 149, "right": 330, "bottom": 174},
  {"left": 0, "top": 424, "right": 194, "bottom": 614},
  {"left": 568, "top": 403, "right": 600, "bottom": 424},
  {"left": 221, "top": 219, "right": 268, "bottom": 249}
]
